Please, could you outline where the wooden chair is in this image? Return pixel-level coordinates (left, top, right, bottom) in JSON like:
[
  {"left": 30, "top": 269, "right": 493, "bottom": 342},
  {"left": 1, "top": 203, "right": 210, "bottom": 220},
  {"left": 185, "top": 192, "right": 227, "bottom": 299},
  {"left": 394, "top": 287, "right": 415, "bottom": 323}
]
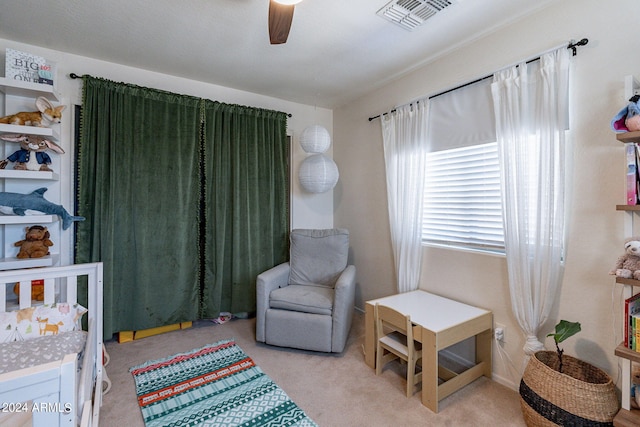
[{"left": 375, "top": 303, "right": 422, "bottom": 397}]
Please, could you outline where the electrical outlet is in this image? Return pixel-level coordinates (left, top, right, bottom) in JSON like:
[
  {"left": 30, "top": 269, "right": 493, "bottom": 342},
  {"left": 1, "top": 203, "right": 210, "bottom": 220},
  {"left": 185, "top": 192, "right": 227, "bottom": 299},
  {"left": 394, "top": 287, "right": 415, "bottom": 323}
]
[{"left": 495, "top": 323, "right": 506, "bottom": 342}]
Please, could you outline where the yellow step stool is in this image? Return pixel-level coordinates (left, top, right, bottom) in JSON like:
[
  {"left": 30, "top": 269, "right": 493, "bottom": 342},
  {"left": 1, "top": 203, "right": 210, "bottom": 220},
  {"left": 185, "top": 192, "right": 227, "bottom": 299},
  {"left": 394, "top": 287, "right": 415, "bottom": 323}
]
[{"left": 118, "top": 321, "right": 192, "bottom": 343}]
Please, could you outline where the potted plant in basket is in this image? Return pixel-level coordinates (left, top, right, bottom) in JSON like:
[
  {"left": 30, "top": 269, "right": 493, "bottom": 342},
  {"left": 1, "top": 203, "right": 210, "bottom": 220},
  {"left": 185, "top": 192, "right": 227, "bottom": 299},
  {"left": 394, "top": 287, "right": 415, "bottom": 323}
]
[
  {"left": 547, "top": 319, "right": 582, "bottom": 373},
  {"left": 519, "top": 320, "right": 619, "bottom": 427}
]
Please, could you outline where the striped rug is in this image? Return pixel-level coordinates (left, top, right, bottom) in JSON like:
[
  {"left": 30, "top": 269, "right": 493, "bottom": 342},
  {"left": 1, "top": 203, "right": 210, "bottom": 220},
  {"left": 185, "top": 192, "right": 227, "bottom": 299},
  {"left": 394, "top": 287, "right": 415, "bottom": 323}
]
[{"left": 130, "top": 339, "right": 318, "bottom": 427}]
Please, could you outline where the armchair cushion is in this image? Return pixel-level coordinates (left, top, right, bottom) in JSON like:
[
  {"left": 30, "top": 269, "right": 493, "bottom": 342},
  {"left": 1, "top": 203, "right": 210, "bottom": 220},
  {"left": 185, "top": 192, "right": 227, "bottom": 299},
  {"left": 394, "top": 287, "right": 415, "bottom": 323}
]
[
  {"left": 289, "top": 228, "right": 349, "bottom": 288},
  {"left": 269, "top": 285, "right": 333, "bottom": 316}
]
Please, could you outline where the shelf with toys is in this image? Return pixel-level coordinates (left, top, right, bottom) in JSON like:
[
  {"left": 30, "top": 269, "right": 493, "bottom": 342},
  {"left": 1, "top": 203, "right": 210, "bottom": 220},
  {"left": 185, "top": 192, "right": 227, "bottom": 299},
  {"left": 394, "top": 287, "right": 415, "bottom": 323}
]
[
  {"left": 617, "top": 130, "right": 640, "bottom": 144},
  {"left": 0, "top": 253, "right": 58, "bottom": 271},
  {"left": 0, "top": 77, "right": 62, "bottom": 101},
  {"left": 0, "top": 74, "right": 61, "bottom": 130},
  {"left": 0, "top": 215, "right": 55, "bottom": 225},
  {"left": 0, "top": 169, "right": 58, "bottom": 180},
  {"left": 0, "top": 75, "right": 68, "bottom": 272},
  {"left": 0, "top": 123, "right": 59, "bottom": 141},
  {"left": 0, "top": 76, "right": 61, "bottom": 141},
  {"left": 0, "top": 76, "right": 61, "bottom": 99},
  {"left": 614, "top": 124, "right": 640, "bottom": 426}
]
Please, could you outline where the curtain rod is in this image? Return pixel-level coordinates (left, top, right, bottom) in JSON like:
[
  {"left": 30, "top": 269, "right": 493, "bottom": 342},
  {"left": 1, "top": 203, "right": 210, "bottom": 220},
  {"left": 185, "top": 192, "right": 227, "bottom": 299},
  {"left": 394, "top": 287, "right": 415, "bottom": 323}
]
[
  {"left": 367, "top": 38, "right": 589, "bottom": 122},
  {"left": 68, "top": 73, "right": 294, "bottom": 118}
]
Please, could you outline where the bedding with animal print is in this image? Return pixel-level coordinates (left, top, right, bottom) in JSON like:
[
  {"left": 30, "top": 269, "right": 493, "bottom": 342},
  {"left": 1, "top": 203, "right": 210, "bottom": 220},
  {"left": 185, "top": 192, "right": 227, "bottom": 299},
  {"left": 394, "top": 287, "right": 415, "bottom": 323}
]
[{"left": 0, "top": 303, "right": 87, "bottom": 342}]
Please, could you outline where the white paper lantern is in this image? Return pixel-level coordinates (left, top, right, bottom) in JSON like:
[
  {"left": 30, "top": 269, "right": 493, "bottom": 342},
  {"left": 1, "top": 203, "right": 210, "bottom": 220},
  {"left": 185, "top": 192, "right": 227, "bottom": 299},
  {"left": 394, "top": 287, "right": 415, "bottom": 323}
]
[
  {"left": 300, "top": 125, "right": 331, "bottom": 153},
  {"left": 299, "top": 154, "right": 339, "bottom": 193}
]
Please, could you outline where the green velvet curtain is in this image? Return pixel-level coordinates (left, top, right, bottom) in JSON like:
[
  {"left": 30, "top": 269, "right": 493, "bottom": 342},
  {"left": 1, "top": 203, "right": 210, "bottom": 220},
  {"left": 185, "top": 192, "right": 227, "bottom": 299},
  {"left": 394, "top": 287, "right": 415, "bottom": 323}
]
[
  {"left": 200, "top": 101, "right": 289, "bottom": 317},
  {"left": 76, "top": 76, "right": 288, "bottom": 339}
]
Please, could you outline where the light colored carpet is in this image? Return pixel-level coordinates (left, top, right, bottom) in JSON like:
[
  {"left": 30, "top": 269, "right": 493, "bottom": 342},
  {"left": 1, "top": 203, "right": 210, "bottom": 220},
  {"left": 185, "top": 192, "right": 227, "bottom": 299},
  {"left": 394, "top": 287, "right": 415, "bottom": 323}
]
[{"left": 100, "top": 312, "right": 526, "bottom": 427}]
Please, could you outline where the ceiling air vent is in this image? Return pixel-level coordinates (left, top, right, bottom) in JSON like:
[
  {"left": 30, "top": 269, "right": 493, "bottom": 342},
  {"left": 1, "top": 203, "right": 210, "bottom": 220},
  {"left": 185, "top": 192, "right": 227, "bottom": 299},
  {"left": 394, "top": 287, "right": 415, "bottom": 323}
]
[{"left": 377, "top": 0, "right": 455, "bottom": 31}]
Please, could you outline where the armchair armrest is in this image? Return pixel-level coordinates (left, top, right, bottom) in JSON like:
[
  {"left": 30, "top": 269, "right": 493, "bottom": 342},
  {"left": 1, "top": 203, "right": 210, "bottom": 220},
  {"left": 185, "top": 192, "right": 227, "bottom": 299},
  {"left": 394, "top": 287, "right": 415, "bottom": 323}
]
[
  {"left": 334, "top": 265, "right": 356, "bottom": 303},
  {"left": 256, "top": 262, "right": 290, "bottom": 342},
  {"left": 331, "top": 265, "right": 356, "bottom": 352}
]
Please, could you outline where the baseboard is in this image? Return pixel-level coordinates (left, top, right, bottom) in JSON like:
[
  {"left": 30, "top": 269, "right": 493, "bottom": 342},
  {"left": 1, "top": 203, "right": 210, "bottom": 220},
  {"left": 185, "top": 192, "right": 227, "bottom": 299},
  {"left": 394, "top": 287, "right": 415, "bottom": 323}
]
[
  {"left": 439, "top": 348, "right": 474, "bottom": 369},
  {"left": 490, "top": 371, "right": 519, "bottom": 392},
  {"left": 440, "top": 348, "right": 519, "bottom": 392}
]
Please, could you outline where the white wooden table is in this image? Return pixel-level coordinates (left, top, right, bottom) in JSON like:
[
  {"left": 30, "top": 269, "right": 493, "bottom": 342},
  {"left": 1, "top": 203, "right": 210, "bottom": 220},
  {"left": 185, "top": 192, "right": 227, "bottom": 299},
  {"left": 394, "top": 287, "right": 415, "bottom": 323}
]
[{"left": 364, "top": 290, "right": 493, "bottom": 413}]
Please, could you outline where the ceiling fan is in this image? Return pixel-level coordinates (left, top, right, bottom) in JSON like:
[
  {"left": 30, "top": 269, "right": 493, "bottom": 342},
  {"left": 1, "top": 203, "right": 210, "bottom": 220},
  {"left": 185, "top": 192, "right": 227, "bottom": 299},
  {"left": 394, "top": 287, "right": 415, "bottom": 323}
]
[{"left": 268, "top": 0, "right": 303, "bottom": 45}]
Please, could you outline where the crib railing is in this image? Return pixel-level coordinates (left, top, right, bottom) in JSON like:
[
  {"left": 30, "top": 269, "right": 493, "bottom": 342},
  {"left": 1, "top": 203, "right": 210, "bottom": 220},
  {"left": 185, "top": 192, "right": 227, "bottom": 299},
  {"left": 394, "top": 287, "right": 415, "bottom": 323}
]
[{"left": 0, "top": 263, "right": 104, "bottom": 427}]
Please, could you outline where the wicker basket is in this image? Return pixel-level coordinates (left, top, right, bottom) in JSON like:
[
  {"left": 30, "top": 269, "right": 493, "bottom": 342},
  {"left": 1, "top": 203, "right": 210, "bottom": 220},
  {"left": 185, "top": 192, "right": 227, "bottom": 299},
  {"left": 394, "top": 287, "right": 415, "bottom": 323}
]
[{"left": 519, "top": 351, "right": 619, "bottom": 426}]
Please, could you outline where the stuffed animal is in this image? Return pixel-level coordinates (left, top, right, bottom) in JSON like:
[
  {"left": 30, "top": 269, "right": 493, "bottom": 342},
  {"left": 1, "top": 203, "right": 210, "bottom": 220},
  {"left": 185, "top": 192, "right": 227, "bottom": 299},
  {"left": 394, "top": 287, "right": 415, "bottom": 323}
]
[
  {"left": 0, "top": 134, "right": 65, "bottom": 172},
  {"left": 0, "top": 188, "right": 84, "bottom": 230},
  {"left": 610, "top": 237, "right": 640, "bottom": 279},
  {"left": 13, "top": 280, "right": 45, "bottom": 302},
  {"left": 611, "top": 95, "right": 640, "bottom": 133},
  {"left": 14, "top": 225, "right": 53, "bottom": 259},
  {"left": 0, "top": 97, "right": 65, "bottom": 127}
]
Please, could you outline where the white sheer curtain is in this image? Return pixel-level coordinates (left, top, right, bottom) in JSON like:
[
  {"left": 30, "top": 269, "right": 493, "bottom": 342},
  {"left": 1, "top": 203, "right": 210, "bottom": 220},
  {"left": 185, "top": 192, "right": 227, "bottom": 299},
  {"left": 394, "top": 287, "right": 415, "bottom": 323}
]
[
  {"left": 380, "top": 102, "right": 428, "bottom": 293},
  {"left": 491, "top": 47, "right": 571, "bottom": 357}
]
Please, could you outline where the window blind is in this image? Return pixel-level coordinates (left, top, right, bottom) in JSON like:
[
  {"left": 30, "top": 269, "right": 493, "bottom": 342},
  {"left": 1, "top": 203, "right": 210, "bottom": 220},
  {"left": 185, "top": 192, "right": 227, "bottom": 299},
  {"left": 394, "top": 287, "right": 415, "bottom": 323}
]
[
  {"left": 427, "top": 77, "right": 496, "bottom": 152},
  {"left": 422, "top": 141, "right": 504, "bottom": 253}
]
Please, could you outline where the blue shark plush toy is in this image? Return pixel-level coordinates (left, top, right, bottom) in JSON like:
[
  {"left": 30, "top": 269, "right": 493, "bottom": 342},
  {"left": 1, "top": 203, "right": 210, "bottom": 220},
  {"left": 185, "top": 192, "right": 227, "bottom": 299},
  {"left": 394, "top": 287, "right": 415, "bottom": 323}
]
[{"left": 0, "top": 188, "right": 84, "bottom": 230}]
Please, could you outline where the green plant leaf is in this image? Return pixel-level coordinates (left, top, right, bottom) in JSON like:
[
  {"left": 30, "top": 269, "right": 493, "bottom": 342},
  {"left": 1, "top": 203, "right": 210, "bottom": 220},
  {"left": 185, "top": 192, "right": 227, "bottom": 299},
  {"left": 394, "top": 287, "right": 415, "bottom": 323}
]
[{"left": 546, "top": 320, "right": 581, "bottom": 344}]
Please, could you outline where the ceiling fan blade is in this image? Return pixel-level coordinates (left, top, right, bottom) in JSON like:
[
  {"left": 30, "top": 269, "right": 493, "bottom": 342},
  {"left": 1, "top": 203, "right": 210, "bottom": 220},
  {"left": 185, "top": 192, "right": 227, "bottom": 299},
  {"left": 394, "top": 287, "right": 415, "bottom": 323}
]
[{"left": 269, "top": 0, "right": 295, "bottom": 45}]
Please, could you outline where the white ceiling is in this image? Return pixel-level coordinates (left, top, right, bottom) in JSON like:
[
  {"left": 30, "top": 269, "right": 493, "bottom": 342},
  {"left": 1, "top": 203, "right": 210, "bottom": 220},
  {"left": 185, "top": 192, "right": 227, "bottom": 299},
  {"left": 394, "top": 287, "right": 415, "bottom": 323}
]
[{"left": 0, "top": 0, "right": 554, "bottom": 109}]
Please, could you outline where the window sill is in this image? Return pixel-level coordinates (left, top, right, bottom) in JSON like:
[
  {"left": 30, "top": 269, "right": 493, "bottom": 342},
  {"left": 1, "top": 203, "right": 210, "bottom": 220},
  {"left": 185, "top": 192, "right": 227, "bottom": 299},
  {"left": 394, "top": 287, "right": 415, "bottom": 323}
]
[{"left": 422, "top": 242, "right": 506, "bottom": 258}]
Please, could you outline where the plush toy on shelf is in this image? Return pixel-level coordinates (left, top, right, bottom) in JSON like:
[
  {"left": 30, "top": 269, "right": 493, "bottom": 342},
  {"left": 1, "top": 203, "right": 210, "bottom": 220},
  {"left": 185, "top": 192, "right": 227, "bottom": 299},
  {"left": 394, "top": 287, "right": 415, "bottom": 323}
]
[
  {"left": 0, "top": 134, "right": 65, "bottom": 172},
  {"left": 0, "top": 96, "right": 65, "bottom": 127},
  {"left": 0, "top": 188, "right": 84, "bottom": 230},
  {"left": 610, "top": 236, "right": 640, "bottom": 280},
  {"left": 14, "top": 225, "right": 53, "bottom": 259},
  {"left": 611, "top": 95, "right": 640, "bottom": 133}
]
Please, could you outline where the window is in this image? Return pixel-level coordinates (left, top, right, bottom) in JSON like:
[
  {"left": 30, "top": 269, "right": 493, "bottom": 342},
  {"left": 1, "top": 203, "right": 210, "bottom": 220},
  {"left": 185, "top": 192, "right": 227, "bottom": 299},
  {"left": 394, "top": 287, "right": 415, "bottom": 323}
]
[
  {"left": 422, "top": 78, "right": 505, "bottom": 254},
  {"left": 422, "top": 142, "right": 504, "bottom": 253}
]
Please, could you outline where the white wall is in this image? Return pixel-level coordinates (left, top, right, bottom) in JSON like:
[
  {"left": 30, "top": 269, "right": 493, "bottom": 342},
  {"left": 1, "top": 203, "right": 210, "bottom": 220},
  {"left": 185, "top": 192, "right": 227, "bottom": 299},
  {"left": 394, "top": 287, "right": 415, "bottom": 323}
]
[
  {"left": 334, "top": 0, "right": 640, "bottom": 390},
  {"left": 0, "top": 38, "right": 336, "bottom": 265}
]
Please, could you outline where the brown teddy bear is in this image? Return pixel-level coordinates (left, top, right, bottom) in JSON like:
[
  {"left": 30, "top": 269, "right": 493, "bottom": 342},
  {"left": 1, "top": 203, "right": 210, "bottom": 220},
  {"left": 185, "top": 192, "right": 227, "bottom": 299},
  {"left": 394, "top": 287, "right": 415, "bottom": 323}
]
[
  {"left": 611, "top": 237, "right": 640, "bottom": 280},
  {"left": 14, "top": 225, "right": 53, "bottom": 259},
  {"left": 13, "top": 280, "right": 44, "bottom": 301}
]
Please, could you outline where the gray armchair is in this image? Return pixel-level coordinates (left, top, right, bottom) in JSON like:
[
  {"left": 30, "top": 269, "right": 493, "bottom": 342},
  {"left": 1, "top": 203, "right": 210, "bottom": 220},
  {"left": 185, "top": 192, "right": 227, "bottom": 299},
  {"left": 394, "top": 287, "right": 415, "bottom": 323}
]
[{"left": 256, "top": 228, "right": 356, "bottom": 353}]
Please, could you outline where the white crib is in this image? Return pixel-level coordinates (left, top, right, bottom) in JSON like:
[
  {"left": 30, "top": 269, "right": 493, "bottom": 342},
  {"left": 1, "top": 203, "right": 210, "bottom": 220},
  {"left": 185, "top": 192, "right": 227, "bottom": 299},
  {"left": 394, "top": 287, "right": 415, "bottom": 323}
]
[{"left": 0, "top": 263, "right": 104, "bottom": 427}]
